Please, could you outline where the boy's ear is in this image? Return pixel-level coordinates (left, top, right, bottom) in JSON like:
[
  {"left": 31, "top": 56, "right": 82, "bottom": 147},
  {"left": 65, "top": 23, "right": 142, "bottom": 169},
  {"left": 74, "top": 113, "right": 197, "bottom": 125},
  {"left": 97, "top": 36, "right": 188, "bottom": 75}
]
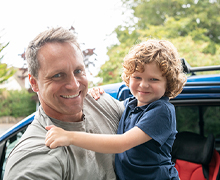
[{"left": 28, "top": 74, "right": 39, "bottom": 92}]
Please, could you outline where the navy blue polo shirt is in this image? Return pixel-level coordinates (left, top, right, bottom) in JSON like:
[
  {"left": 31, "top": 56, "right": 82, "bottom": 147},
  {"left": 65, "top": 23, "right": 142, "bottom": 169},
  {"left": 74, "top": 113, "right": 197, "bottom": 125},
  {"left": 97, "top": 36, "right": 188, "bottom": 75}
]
[{"left": 115, "top": 96, "right": 179, "bottom": 180}]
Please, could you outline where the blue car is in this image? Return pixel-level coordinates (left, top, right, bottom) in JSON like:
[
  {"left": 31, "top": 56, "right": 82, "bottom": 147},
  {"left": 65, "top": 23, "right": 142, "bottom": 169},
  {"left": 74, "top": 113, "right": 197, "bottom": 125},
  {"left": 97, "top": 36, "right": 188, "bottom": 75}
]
[{"left": 0, "top": 59, "right": 220, "bottom": 179}]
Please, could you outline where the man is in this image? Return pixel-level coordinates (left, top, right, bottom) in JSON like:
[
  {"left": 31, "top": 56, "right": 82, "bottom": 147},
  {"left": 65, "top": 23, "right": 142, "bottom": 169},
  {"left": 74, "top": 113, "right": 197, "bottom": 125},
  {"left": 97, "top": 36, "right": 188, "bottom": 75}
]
[{"left": 3, "top": 27, "right": 124, "bottom": 180}]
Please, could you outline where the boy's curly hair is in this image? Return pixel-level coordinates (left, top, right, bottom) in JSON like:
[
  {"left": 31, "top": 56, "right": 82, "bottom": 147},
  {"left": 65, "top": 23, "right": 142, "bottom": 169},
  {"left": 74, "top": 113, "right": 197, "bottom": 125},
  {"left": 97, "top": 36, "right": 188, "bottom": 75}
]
[{"left": 122, "top": 39, "right": 187, "bottom": 98}]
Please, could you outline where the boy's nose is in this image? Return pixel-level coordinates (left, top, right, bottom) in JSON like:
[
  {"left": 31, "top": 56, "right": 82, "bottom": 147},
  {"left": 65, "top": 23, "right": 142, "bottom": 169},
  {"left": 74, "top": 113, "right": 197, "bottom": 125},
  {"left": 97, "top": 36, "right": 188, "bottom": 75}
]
[{"left": 140, "top": 80, "right": 149, "bottom": 88}]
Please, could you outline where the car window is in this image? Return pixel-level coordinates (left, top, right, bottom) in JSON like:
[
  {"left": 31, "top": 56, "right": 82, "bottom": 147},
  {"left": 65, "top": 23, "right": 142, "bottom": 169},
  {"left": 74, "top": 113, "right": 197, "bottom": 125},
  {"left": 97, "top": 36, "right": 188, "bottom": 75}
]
[
  {"left": 203, "top": 106, "right": 220, "bottom": 137},
  {"left": 0, "top": 129, "right": 26, "bottom": 180},
  {"left": 175, "top": 106, "right": 200, "bottom": 134},
  {"left": 175, "top": 105, "right": 220, "bottom": 151}
]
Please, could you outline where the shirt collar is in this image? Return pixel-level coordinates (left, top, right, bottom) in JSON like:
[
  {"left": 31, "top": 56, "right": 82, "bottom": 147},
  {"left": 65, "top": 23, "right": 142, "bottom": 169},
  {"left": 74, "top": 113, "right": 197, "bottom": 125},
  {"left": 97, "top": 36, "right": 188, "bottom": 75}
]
[{"left": 128, "top": 96, "right": 169, "bottom": 110}]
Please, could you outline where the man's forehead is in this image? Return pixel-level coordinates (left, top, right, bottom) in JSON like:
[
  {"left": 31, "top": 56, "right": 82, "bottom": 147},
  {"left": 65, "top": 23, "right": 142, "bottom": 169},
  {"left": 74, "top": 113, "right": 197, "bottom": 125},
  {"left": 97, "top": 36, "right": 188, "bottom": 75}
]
[
  {"left": 39, "top": 41, "right": 80, "bottom": 52},
  {"left": 38, "top": 42, "right": 84, "bottom": 69},
  {"left": 38, "top": 42, "right": 83, "bottom": 60}
]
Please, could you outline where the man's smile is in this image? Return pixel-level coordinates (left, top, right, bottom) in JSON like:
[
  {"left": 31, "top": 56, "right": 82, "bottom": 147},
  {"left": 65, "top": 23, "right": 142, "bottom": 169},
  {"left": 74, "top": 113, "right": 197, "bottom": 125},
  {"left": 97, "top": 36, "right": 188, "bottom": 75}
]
[{"left": 61, "top": 92, "right": 80, "bottom": 99}]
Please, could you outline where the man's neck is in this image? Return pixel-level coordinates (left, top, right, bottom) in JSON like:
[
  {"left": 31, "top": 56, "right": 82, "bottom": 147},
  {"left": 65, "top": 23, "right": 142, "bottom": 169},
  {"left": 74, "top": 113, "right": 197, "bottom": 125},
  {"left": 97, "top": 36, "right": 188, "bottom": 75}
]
[{"left": 41, "top": 106, "right": 84, "bottom": 122}]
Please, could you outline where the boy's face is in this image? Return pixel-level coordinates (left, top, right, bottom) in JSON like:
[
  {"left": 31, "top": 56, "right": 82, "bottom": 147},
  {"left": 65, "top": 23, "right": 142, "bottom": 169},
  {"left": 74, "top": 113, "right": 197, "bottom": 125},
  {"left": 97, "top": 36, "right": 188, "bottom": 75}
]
[{"left": 129, "top": 62, "right": 167, "bottom": 107}]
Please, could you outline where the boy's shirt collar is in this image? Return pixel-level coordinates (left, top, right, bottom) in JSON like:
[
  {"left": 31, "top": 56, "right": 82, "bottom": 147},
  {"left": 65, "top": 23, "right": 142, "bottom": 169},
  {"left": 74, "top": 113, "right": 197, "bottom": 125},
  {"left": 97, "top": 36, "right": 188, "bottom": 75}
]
[{"left": 127, "top": 96, "right": 169, "bottom": 111}]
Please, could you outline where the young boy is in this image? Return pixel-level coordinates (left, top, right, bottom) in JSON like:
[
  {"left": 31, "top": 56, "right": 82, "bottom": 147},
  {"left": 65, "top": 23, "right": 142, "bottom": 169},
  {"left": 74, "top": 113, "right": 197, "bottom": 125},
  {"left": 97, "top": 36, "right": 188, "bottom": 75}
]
[{"left": 45, "top": 39, "right": 186, "bottom": 180}]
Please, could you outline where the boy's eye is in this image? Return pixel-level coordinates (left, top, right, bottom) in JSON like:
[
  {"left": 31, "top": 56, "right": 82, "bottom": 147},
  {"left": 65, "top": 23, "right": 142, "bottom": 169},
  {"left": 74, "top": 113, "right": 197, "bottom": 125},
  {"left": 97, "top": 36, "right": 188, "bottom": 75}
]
[
  {"left": 151, "top": 78, "right": 158, "bottom": 81},
  {"left": 134, "top": 76, "right": 141, "bottom": 79}
]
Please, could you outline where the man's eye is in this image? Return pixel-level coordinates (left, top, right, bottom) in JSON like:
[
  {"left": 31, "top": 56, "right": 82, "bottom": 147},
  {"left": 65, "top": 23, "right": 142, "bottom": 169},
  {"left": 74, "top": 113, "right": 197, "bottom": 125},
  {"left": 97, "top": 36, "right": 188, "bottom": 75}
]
[
  {"left": 53, "top": 73, "right": 62, "bottom": 78},
  {"left": 75, "top": 69, "right": 82, "bottom": 74},
  {"left": 134, "top": 76, "right": 141, "bottom": 79}
]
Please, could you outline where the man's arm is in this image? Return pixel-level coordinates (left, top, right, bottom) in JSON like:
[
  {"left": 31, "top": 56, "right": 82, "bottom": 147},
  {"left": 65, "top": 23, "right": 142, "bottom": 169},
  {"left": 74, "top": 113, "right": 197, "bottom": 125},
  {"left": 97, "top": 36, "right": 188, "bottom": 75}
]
[{"left": 45, "top": 125, "right": 152, "bottom": 153}]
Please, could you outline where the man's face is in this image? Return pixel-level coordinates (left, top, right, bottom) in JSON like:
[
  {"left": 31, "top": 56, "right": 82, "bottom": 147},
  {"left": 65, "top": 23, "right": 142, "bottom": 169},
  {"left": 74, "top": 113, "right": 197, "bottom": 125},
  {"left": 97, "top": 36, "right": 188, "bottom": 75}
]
[{"left": 29, "top": 42, "right": 88, "bottom": 122}]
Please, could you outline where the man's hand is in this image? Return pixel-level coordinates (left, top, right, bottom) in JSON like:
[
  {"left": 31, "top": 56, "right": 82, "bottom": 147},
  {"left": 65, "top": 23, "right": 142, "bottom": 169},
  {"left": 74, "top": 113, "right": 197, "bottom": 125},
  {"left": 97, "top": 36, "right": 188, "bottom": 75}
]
[
  {"left": 88, "top": 87, "right": 105, "bottom": 100},
  {"left": 45, "top": 125, "right": 72, "bottom": 149}
]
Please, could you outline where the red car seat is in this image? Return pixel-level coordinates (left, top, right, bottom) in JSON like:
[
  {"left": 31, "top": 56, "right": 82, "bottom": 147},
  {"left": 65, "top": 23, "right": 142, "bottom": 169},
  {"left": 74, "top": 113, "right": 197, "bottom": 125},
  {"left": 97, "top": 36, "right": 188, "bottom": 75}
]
[{"left": 171, "top": 131, "right": 220, "bottom": 180}]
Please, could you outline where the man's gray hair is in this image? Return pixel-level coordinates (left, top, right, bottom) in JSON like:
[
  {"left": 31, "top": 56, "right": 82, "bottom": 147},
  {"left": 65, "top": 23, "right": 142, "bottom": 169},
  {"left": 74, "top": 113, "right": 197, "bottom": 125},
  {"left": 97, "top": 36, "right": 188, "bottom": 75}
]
[{"left": 25, "top": 27, "right": 80, "bottom": 78}]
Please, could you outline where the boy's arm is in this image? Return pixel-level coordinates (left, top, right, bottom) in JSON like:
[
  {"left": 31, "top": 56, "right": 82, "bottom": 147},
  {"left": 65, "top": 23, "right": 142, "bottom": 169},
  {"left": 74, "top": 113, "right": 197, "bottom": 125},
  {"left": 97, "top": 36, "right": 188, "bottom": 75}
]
[{"left": 45, "top": 125, "right": 152, "bottom": 153}]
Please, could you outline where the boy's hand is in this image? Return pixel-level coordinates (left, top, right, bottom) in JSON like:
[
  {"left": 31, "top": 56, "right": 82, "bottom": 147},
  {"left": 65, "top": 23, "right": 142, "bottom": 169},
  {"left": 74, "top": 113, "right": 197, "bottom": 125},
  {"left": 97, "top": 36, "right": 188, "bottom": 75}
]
[
  {"left": 45, "top": 125, "right": 71, "bottom": 149},
  {"left": 88, "top": 87, "right": 105, "bottom": 100}
]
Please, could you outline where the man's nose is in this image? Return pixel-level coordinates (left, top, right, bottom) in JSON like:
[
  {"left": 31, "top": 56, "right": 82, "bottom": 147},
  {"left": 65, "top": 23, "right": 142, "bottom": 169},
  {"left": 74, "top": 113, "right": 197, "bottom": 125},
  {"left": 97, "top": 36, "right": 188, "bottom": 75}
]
[{"left": 65, "top": 74, "right": 80, "bottom": 89}]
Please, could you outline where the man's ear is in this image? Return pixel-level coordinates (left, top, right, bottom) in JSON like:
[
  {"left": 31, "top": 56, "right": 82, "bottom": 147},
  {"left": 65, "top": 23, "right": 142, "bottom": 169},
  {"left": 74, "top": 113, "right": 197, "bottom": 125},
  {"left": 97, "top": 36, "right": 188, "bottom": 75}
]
[{"left": 28, "top": 74, "right": 39, "bottom": 92}]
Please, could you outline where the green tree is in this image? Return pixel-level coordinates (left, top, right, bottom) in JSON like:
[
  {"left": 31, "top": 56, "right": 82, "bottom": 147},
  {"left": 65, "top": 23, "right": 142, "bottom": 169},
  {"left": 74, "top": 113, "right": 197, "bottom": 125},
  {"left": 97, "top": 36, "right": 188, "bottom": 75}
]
[
  {"left": 0, "top": 39, "right": 16, "bottom": 83},
  {"left": 98, "top": 0, "right": 220, "bottom": 84},
  {"left": 122, "top": 0, "right": 220, "bottom": 43}
]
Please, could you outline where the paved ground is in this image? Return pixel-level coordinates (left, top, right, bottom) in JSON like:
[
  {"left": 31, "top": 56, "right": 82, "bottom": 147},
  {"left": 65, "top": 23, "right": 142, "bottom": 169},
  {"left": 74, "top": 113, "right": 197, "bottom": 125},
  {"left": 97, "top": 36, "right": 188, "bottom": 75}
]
[{"left": 0, "top": 124, "right": 16, "bottom": 136}]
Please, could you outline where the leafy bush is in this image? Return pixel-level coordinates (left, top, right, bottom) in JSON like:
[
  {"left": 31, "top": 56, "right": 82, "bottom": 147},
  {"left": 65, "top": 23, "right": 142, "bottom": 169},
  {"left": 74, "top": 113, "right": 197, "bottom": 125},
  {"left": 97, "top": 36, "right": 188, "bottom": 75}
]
[{"left": 0, "top": 89, "right": 36, "bottom": 117}]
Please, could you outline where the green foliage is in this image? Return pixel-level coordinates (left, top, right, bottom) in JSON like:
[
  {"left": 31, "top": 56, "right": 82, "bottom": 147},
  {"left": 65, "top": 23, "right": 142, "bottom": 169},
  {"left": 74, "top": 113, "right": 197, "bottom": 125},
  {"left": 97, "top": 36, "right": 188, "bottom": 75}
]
[
  {"left": 122, "top": 0, "right": 220, "bottom": 43},
  {"left": 170, "top": 36, "right": 220, "bottom": 67},
  {"left": 98, "top": 0, "right": 220, "bottom": 85},
  {"left": 97, "top": 45, "right": 131, "bottom": 84},
  {"left": 115, "top": 26, "right": 140, "bottom": 45},
  {"left": 0, "top": 42, "right": 9, "bottom": 62},
  {"left": 0, "top": 38, "right": 16, "bottom": 83},
  {"left": 202, "top": 41, "right": 216, "bottom": 55},
  {"left": 0, "top": 64, "right": 17, "bottom": 83},
  {"left": 0, "top": 89, "right": 36, "bottom": 118}
]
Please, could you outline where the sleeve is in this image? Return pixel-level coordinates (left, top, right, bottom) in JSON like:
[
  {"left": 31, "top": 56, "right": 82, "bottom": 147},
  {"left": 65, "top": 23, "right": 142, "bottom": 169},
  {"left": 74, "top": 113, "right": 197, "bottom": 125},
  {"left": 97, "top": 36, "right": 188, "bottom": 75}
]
[
  {"left": 4, "top": 148, "right": 68, "bottom": 180},
  {"left": 136, "top": 102, "right": 172, "bottom": 146}
]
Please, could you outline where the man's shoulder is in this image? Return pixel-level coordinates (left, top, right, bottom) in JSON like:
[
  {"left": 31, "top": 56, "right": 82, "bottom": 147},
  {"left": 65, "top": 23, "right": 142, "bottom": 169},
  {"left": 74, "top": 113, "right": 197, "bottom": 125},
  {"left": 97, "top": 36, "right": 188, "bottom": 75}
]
[
  {"left": 85, "top": 93, "right": 124, "bottom": 108},
  {"left": 83, "top": 93, "right": 124, "bottom": 128},
  {"left": 85, "top": 92, "right": 114, "bottom": 102},
  {"left": 8, "top": 120, "right": 68, "bottom": 158},
  {"left": 4, "top": 144, "right": 70, "bottom": 179},
  {"left": 7, "top": 112, "right": 69, "bottom": 166},
  {"left": 4, "top": 120, "right": 70, "bottom": 179}
]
